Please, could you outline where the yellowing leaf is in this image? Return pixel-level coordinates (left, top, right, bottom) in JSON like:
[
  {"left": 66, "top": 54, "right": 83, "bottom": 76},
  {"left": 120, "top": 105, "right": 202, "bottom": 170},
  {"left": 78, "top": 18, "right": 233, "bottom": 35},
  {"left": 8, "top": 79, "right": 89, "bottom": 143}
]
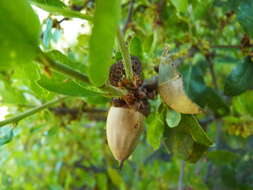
[{"left": 159, "top": 76, "right": 202, "bottom": 114}]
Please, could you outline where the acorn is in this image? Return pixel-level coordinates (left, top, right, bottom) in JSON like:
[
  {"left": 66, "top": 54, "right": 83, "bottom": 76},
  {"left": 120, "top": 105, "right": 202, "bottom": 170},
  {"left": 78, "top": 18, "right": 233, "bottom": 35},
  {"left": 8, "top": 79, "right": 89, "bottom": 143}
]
[
  {"left": 158, "top": 63, "right": 202, "bottom": 114},
  {"left": 106, "top": 106, "right": 144, "bottom": 166}
]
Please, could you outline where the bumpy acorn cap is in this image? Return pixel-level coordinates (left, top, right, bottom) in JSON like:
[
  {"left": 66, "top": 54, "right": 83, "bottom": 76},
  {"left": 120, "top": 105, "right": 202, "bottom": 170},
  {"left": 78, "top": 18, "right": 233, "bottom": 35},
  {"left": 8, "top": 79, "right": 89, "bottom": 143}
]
[{"left": 109, "top": 56, "right": 142, "bottom": 87}]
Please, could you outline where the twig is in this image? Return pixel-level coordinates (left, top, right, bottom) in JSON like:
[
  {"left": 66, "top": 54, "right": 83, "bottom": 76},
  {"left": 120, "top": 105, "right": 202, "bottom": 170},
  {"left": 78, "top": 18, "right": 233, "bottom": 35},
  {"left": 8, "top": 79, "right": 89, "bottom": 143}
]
[
  {"left": 123, "top": 0, "right": 135, "bottom": 33},
  {"left": 206, "top": 54, "right": 218, "bottom": 90},
  {"left": 75, "top": 163, "right": 106, "bottom": 173},
  {"left": 57, "top": 17, "right": 69, "bottom": 24},
  {"left": 37, "top": 50, "right": 90, "bottom": 83},
  {"left": 178, "top": 160, "right": 185, "bottom": 190},
  {"left": 204, "top": 120, "right": 222, "bottom": 184},
  {"left": 37, "top": 49, "right": 126, "bottom": 97},
  {"left": 0, "top": 97, "right": 67, "bottom": 127},
  {"left": 215, "top": 120, "right": 222, "bottom": 149},
  {"left": 211, "top": 44, "right": 253, "bottom": 49},
  {"left": 173, "top": 46, "right": 199, "bottom": 67},
  {"left": 116, "top": 28, "right": 134, "bottom": 81},
  {"left": 203, "top": 54, "right": 222, "bottom": 182}
]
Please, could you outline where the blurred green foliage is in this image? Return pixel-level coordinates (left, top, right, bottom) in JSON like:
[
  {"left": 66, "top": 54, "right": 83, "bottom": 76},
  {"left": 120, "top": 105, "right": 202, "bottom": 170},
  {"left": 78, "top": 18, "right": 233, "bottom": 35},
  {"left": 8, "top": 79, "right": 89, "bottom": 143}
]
[{"left": 0, "top": 0, "right": 253, "bottom": 190}]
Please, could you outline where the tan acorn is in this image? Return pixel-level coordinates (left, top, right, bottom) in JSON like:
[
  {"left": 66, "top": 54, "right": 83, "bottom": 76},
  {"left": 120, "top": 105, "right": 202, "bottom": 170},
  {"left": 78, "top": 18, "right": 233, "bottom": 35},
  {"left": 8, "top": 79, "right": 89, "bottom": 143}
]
[{"left": 106, "top": 106, "right": 144, "bottom": 166}]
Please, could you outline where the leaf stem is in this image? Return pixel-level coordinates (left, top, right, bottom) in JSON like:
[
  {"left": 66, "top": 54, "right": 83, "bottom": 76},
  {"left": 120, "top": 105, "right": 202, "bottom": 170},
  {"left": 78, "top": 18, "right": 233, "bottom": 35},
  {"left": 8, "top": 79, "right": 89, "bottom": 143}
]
[
  {"left": 116, "top": 28, "right": 134, "bottom": 81},
  {"left": 0, "top": 97, "right": 67, "bottom": 128}
]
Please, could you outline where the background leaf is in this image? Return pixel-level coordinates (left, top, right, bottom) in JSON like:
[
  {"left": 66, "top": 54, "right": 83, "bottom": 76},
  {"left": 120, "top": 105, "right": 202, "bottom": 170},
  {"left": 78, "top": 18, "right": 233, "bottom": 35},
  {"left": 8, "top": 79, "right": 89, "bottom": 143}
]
[
  {"left": 107, "top": 167, "right": 125, "bottom": 189},
  {"left": 146, "top": 112, "right": 165, "bottom": 150},
  {"left": 170, "top": 0, "right": 188, "bottom": 13},
  {"left": 181, "top": 62, "right": 230, "bottom": 116},
  {"left": 236, "top": 0, "right": 253, "bottom": 37},
  {"left": 130, "top": 36, "right": 143, "bottom": 59},
  {"left": 224, "top": 57, "right": 253, "bottom": 96},
  {"left": 207, "top": 150, "right": 239, "bottom": 165},
  {"left": 0, "top": 0, "right": 40, "bottom": 67},
  {"left": 0, "top": 127, "right": 13, "bottom": 147},
  {"left": 165, "top": 109, "right": 181, "bottom": 128}
]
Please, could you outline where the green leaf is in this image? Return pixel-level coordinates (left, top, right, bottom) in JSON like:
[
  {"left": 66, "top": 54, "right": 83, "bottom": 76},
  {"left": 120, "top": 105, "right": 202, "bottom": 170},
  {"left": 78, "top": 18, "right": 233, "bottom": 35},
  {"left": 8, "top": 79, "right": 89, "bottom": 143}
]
[
  {"left": 146, "top": 112, "right": 165, "bottom": 150},
  {"left": 207, "top": 150, "right": 239, "bottom": 165},
  {"left": 181, "top": 63, "right": 229, "bottom": 116},
  {"left": 165, "top": 109, "right": 181, "bottom": 128},
  {"left": 107, "top": 167, "right": 125, "bottom": 189},
  {"left": 14, "top": 62, "right": 51, "bottom": 99},
  {"left": 96, "top": 173, "right": 108, "bottom": 190},
  {"left": 232, "top": 91, "right": 253, "bottom": 116},
  {"left": 0, "top": 82, "right": 26, "bottom": 105},
  {"left": 130, "top": 36, "right": 143, "bottom": 59},
  {"left": 164, "top": 128, "right": 194, "bottom": 160},
  {"left": 164, "top": 115, "right": 212, "bottom": 162},
  {"left": 46, "top": 50, "right": 86, "bottom": 72},
  {"left": 187, "top": 143, "right": 209, "bottom": 163},
  {"left": 170, "top": 0, "right": 188, "bottom": 13},
  {"left": 88, "top": 0, "right": 121, "bottom": 86},
  {"left": 192, "top": 0, "right": 213, "bottom": 20},
  {"left": 236, "top": 0, "right": 253, "bottom": 37},
  {"left": 31, "top": 0, "right": 66, "bottom": 8},
  {"left": 30, "top": 0, "right": 91, "bottom": 20},
  {"left": 204, "top": 88, "right": 230, "bottom": 116},
  {"left": 0, "top": 127, "right": 13, "bottom": 146},
  {"left": 182, "top": 115, "right": 213, "bottom": 147},
  {"left": 38, "top": 72, "right": 98, "bottom": 97},
  {"left": 0, "top": 0, "right": 40, "bottom": 67},
  {"left": 224, "top": 57, "right": 253, "bottom": 96},
  {"left": 44, "top": 50, "right": 106, "bottom": 95}
]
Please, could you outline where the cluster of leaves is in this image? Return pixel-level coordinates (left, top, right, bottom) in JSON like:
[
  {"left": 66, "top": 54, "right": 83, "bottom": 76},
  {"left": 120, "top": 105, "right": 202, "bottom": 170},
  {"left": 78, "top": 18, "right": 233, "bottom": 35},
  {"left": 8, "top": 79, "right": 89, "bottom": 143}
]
[{"left": 0, "top": 0, "right": 253, "bottom": 189}]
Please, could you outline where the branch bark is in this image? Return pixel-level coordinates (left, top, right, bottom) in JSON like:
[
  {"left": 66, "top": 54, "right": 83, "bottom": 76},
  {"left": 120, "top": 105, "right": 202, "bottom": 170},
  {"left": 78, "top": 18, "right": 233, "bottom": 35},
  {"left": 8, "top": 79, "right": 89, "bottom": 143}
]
[
  {"left": 123, "top": 0, "right": 135, "bottom": 33},
  {"left": 206, "top": 54, "right": 218, "bottom": 90},
  {"left": 37, "top": 49, "right": 126, "bottom": 97},
  {"left": 37, "top": 50, "right": 90, "bottom": 83},
  {"left": 211, "top": 44, "right": 253, "bottom": 49},
  {"left": 178, "top": 160, "right": 185, "bottom": 190},
  {"left": 0, "top": 96, "right": 67, "bottom": 127}
]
